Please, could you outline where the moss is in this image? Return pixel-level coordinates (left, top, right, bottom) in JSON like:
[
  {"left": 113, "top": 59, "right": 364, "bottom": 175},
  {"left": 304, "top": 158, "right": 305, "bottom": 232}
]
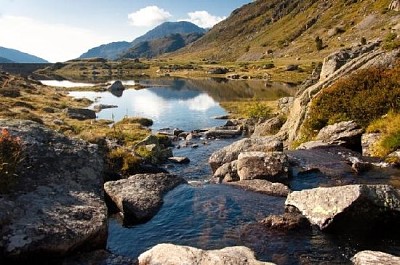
[
  {"left": 107, "top": 147, "right": 143, "bottom": 176},
  {"left": 0, "top": 129, "right": 23, "bottom": 193},
  {"left": 116, "top": 117, "right": 153, "bottom": 127}
]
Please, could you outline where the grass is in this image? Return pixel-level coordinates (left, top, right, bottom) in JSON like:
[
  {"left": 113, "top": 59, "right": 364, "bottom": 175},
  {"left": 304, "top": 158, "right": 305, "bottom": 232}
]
[{"left": 221, "top": 100, "right": 277, "bottom": 120}]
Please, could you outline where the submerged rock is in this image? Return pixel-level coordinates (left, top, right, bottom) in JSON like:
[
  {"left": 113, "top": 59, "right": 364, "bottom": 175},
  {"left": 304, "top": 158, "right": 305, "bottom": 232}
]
[
  {"left": 260, "top": 212, "right": 310, "bottom": 231},
  {"left": 228, "top": 179, "right": 290, "bottom": 197},
  {"left": 138, "top": 243, "right": 274, "bottom": 265},
  {"left": 0, "top": 120, "right": 107, "bottom": 262},
  {"left": 104, "top": 173, "right": 186, "bottom": 224},
  {"left": 62, "top": 250, "right": 138, "bottom": 265},
  {"left": 168, "top": 156, "right": 190, "bottom": 164},
  {"left": 285, "top": 184, "right": 400, "bottom": 232},
  {"left": 209, "top": 137, "right": 283, "bottom": 172},
  {"left": 351, "top": 250, "right": 400, "bottom": 265}
]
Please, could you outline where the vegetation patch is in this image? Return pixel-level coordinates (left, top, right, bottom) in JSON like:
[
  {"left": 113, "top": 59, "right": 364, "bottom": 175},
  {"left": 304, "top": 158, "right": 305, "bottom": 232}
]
[
  {"left": 221, "top": 100, "right": 275, "bottom": 120},
  {"left": 302, "top": 62, "right": 400, "bottom": 142}
]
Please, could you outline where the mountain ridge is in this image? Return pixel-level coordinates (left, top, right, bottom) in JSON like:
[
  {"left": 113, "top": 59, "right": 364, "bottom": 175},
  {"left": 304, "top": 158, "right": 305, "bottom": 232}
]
[{"left": 0, "top": 46, "right": 49, "bottom": 63}]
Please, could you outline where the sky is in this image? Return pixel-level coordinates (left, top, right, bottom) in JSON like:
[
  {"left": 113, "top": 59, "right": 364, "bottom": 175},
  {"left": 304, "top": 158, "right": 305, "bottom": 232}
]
[{"left": 0, "top": 0, "right": 251, "bottom": 62}]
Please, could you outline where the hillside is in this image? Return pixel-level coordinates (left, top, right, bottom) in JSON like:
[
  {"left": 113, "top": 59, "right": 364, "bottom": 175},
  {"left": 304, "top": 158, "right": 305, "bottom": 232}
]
[
  {"left": 0, "top": 56, "right": 14, "bottom": 63},
  {"left": 79, "top": 21, "right": 206, "bottom": 60},
  {"left": 119, "top": 33, "right": 204, "bottom": 59},
  {"left": 172, "top": 0, "right": 400, "bottom": 61},
  {"left": 0, "top": 46, "right": 49, "bottom": 63}
]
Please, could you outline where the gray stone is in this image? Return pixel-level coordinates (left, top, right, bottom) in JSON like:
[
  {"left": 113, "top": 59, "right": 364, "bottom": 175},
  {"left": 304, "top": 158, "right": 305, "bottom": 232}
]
[
  {"left": 252, "top": 116, "right": 284, "bottom": 137},
  {"left": 135, "top": 135, "right": 173, "bottom": 164},
  {"left": 260, "top": 212, "right": 310, "bottom": 230},
  {"left": 108, "top": 80, "right": 125, "bottom": 91},
  {"left": 352, "top": 250, "right": 400, "bottom": 265},
  {"left": 209, "top": 137, "right": 283, "bottom": 172},
  {"left": 361, "top": 133, "right": 381, "bottom": 156},
  {"left": 168, "top": 156, "right": 190, "bottom": 164},
  {"left": 138, "top": 243, "right": 274, "bottom": 265},
  {"left": 237, "top": 151, "right": 289, "bottom": 182},
  {"left": 228, "top": 179, "right": 290, "bottom": 197},
  {"left": 285, "top": 64, "right": 298, "bottom": 71},
  {"left": 0, "top": 120, "right": 107, "bottom": 261},
  {"left": 204, "top": 127, "right": 242, "bottom": 139},
  {"left": 212, "top": 161, "right": 239, "bottom": 183},
  {"left": 285, "top": 184, "right": 400, "bottom": 232},
  {"left": 65, "top": 108, "right": 96, "bottom": 120},
  {"left": 104, "top": 173, "right": 186, "bottom": 224},
  {"left": 316, "top": 121, "right": 364, "bottom": 151},
  {"left": 93, "top": 104, "right": 118, "bottom": 112}
]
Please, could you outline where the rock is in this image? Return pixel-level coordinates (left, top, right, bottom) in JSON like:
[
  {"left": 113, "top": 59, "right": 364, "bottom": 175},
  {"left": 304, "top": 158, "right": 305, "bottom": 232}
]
[
  {"left": 108, "top": 80, "right": 125, "bottom": 91},
  {"left": 135, "top": 135, "right": 173, "bottom": 164},
  {"left": 387, "top": 150, "right": 400, "bottom": 166},
  {"left": 278, "top": 97, "right": 294, "bottom": 114},
  {"left": 138, "top": 243, "right": 274, "bottom": 265},
  {"left": 252, "top": 116, "right": 284, "bottom": 137},
  {"left": 212, "top": 161, "right": 239, "bottom": 183},
  {"left": 237, "top": 152, "right": 289, "bottom": 182},
  {"left": 172, "top": 128, "right": 184, "bottom": 136},
  {"left": 389, "top": 0, "right": 400, "bottom": 11},
  {"left": 296, "top": 140, "right": 330, "bottom": 150},
  {"left": 65, "top": 108, "right": 96, "bottom": 120},
  {"left": 260, "top": 212, "right": 310, "bottom": 230},
  {"left": 209, "top": 137, "right": 283, "bottom": 172},
  {"left": 208, "top": 68, "right": 229, "bottom": 75},
  {"left": 228, "top": 179, "right": 290, "bottom": 197},
  {"left": 351, "top": 250, "right": 400, "bottom": 265},
  {"left": 191, "top": 144, "right": 199, "bottom": 148},
  {"left": 93, "top": 104, "right": 118, "bottom": 112},
  {"left": 214, "top": 115, "right": 229, "bottom": 119},
  {"left": 0, "top": 120, "right": 107, "bottom": 262},
  {"left": 62, "top": 250, "right": 138, "bottom": 265},
  {"left": 204, "top": 127, "right": 242, "bottom": 139},
  {"left": 168, "top": 156, "right": 190, "bottom": 164},
  {"left": 361, "top": 133, "right": 381, "bottom": 156},
  {"left": 104, "top": 173, "right": 186, "bottom": 224},
  {"left": 285, "top": 184, "right": 400, "bottom": 232},
  {"left": 316, "top": 121, "right": 364, "bottom": 152},
  {"left": 285, "top": 64, "right": 298, "bottom": 71}
]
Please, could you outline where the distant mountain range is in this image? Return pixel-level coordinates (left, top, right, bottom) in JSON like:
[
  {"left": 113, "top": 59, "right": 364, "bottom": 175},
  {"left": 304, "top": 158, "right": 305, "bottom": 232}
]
[
  {"left": 0, "top": 46, "right": 49, "bottom": 63},
  {"left": 79, "top": 21, "right": 206, "bottom": 60}
]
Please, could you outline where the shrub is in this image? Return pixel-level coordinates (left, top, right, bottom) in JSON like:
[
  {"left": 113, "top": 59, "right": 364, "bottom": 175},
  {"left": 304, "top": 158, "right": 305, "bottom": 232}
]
[
  {"left": 0, "top": 129, "right": 23, "bottom": 193},
  {"left": 303, "top": 63, "right": 400, "bottom": 139},
  {"left": 247, "top": 102, "right": 272, "bottom": 121},
  {"left": 315, "top": 36, "right": 324, "bottom": 51}
]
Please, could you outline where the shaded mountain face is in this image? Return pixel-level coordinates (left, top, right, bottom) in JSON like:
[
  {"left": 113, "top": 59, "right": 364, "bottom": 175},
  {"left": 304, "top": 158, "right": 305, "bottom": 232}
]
[
  {"left": 0, "top": 46, "right": 48, "bottom": 63},
  {"left": 0, "top": 56, "right": 15, "bottom": 63},
  {"left": 173, "top": 0, "right": 399, "bottom": 61},
  {"left": 119, "top": 33, "right": 204, "bottom": 59},
  {"left": 79, "top": 21, "right": 206, "bottom": 60}
]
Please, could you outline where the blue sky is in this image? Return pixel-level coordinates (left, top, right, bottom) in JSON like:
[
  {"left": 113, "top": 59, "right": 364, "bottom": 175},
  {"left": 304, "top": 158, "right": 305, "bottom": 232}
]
[{"left": 0, "top": 0, "right": 251, "bottom": 62}]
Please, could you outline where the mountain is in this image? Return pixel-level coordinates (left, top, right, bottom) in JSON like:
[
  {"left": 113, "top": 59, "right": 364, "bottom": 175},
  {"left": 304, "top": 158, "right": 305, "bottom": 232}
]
[
  {"left": 0, "top": 56, "right": 14, "bottom": 63},
  {"left": 0, "top": 46, "right": 48, "bottom": 63},
  {"left": 119, "top": 33, "right": 204, "bottom": 59},
  {"left": 172, "top": 0, "right": 399, "bottom": 61},
  {"left": 79, "top": 21, "right": 206, "bottom": 60}
]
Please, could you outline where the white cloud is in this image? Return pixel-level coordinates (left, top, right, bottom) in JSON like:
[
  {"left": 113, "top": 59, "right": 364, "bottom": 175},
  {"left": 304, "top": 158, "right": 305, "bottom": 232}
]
[
  {"left": 0, "top": 16, "right": 113, "bottom": 62},
  {"left": 179, "top": 94, "right": 218, "bottom": 112},
  {"left": 128, "top": 6, "right": 172, "bottom": 27},
  {"left": 181, "top": 11, "right": 226, "bottom": 28}
]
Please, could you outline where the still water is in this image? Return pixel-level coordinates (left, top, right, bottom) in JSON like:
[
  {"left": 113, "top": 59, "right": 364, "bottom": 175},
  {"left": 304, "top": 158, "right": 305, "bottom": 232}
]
[{"left": 62, "top": 78, "right": 400, "bottom": 264}]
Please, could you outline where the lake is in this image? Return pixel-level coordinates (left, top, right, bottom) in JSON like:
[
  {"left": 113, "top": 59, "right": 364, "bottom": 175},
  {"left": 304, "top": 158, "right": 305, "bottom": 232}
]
[{"left": 48, "top": 78, "right": 400, "bottom": 264}]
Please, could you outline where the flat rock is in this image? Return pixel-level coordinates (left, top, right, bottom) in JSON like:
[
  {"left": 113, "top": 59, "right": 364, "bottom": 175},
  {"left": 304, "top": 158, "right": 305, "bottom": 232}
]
[
  {"left": 237, "top": 152, "right": 289, "bottom": 182},
  {"left": 351, "top": 250, "right": 400, "bottom": 265},
  {"left": 285, "top": 184, "right": 400, "bottom": 232},
  {"left": 0, "top": 120, "right": 107, "bottom": 262},
  {"left": 260, "top": 212, "right": 310, "bottom": 231},
  {"left": 168, "top": 156, "right": 190, "bottom": 164},
  {"left": 65, "top": 108, "right": 96, "bottom": 120},
  {"left": 204, "top": 128, "right": 242, "bottom": 139},
  {"left": 209, "top": 137, "right": 283, "bottom": 172},
  {"left": 138, "top": 243, "right": 275, "bottom": 265},
  {"left": 104, "top": 173, "right": 186, "bottom": 224},
  {"left": 228, "top": 179, "right": 290, "bottom": 197}
]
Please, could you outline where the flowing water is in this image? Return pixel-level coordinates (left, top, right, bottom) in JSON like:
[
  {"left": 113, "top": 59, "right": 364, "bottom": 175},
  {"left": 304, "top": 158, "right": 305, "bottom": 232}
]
[{"left": 61, "top": 78, "right": 400, "bottom": 264}]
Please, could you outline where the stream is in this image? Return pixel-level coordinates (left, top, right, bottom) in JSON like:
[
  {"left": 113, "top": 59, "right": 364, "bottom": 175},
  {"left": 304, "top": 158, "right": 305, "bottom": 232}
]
[{"left": 60, "top": 77, "right": 400, "bottom": 264}]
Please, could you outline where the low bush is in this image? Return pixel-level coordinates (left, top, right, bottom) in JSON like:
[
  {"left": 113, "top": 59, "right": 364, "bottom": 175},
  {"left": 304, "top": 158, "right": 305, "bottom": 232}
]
[{"left": 0, "top": 129, "right": 23, "bottom": 193}]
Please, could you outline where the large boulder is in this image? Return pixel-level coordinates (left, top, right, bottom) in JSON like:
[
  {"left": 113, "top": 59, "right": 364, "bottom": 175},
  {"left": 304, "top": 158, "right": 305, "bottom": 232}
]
[
  {"left": 285, "top": 184, "right": 400, "bottom": 232},
  {"left": 0, "top": 120, "right": 107, "bottom": 262},
  {"left": 352, "top": 250, "right": 400, "bottom": 265},
  {"left": 212, "top": 160, "right": 239, "bottom": 183},
  {"left": 209, "top": 137, "right": 283, "bottom": 172},
  {"left": 228, "top": 179, "right": 290, "bottom": 197},
  {"left": 108, "top": 81, "right": 125, "bottom": 92},
  {"left": 138, "top": 243, "right": 274, "bottom": 265},
  {"left": 65, "top": 108, "right": 96, "bottom": 120},
  {"left": 252, "top": 116, "right": 284, "bottom": 137},
  {"left": 237, "top": 151, "right": 289, "bottom": 182},
  {"left": 315, "top": 121, "right": 364, "bottom": 152},
  {"left": 104, "top": 173, "right": 186, "bottom": 224}
]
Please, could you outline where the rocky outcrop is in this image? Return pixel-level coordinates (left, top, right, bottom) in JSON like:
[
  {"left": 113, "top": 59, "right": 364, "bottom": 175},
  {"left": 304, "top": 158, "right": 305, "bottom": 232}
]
[
  {"left": 209, "top": 137, "right": 283, "bottom": 172},
  {"left": 0, "top": 120, "right": 107, "bottom": 262},
  {"left": 65, "top": 108, "right": 96, "bottom": 120},
  {"left": 361, "top": 133, "right": 381, "bottom": 156},
  {"left": 138, "top": 243, "right": 274, "bottom": 265},
  {"left": 285, "top": 184, "right": 400, "bottom": 232},
  {"left": 228, "top": 179, "right": 290, "bottom": 197},
  {"left": 315, "top": 121, "right": 364, "bottom": 152},
  {"left": 237, "top": 152, "right": 289, "bottom": 182},
  {"left": 62, "top": 250, "right": 138, "bottom": 265},
  {"left": 252, "top": 116, "right": 284, "bottom": 137},
  {"left": 212, "top": 160, "right": 239, "bottom": 183},
  {"left": 104, "top": 173, "right": 186, "bottom": 224},
  {"left": 389, "top": 0, "right": 400, "bottom": 11},
  {"left": 278, "top": 41, "right": 400, "bottom": 146},
  {"left": 108, "top": 81, "right": 125, "bottom": 92},
  {"left": 351, "top": 250, "right": 400, "bottom": 265}
]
